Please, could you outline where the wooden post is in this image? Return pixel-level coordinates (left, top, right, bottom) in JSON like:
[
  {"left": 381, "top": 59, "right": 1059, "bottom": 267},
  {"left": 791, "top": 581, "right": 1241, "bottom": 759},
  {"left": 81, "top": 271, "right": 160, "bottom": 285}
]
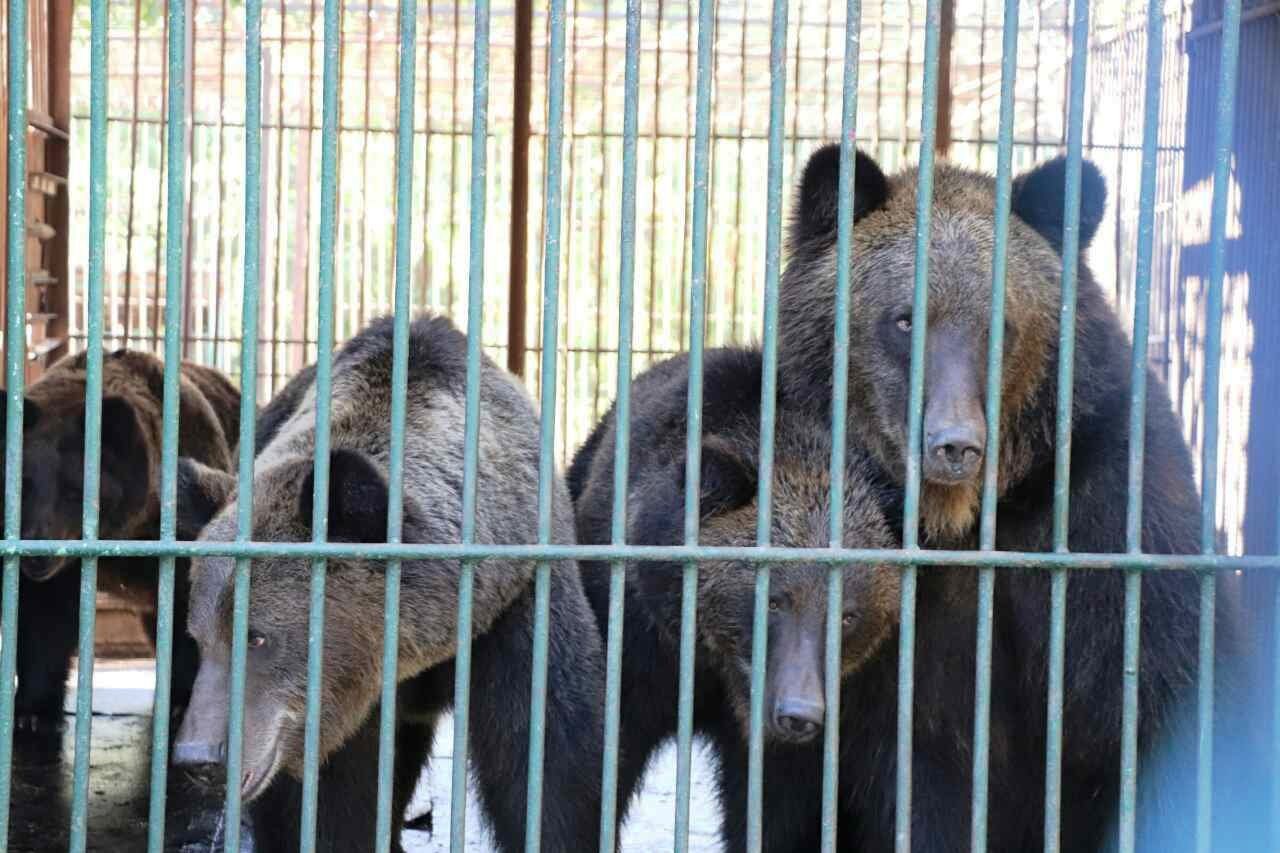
[
  {"left": 936, "top": 0, "right": 956, "bottom": 159},
  {"left": 506, "top": 0, "right": 533, "bottom": 377}
]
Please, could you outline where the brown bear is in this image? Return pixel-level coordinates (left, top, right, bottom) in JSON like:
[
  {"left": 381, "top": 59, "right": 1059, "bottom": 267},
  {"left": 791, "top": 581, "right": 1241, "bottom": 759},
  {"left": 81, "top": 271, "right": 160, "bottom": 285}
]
[
  {"left": 172, "top": 314, "right": 606, "bottom": 853},
  {"left": 3, "top": 347, "right": 239, "bottom": 730},
  {"left": 776, "top": 146, "right": 1260, "bottom": 850},
  {"left": 571, "top": 347, "right": 910, "bottom": 852}
]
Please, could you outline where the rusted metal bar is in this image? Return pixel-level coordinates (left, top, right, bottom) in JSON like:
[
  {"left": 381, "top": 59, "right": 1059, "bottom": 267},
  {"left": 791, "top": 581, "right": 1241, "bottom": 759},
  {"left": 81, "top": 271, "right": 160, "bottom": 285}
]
[{"left": 507, "top": 0, "right": 532, "bottom": 377}]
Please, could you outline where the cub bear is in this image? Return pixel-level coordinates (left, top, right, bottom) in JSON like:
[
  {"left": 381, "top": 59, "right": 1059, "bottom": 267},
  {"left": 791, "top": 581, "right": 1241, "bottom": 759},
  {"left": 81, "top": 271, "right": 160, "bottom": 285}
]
[
  {"left": 777, "top": 146, "right": 1258, "bottom": 850},
  {"left": 173, "top": 314, "right": 605, "bottom": 853},
  {"left": 3, "top": 348, "right": 239, "bottom": 729},
  {"left": 571, "top": 347, "right": 906, "bottom": 851}
]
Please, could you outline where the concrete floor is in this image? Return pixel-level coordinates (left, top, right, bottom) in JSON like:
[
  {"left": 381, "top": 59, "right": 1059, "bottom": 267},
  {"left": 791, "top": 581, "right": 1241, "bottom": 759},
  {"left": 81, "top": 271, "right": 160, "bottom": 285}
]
[{"left": 7, "top": 663, "right": 723, "bottom": 852}]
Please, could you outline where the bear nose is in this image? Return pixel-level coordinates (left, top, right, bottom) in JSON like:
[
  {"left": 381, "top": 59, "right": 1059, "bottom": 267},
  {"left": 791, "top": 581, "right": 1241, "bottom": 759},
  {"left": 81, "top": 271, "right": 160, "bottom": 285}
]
[
  {"left": 173, "top": 738, "right": 227, "bottom": 767},
  {"left": 925, "top": 426, "right": 984, "bottom": 481},
  {"left": 773, "top": 698, "right": 824, "bottom": 742}
]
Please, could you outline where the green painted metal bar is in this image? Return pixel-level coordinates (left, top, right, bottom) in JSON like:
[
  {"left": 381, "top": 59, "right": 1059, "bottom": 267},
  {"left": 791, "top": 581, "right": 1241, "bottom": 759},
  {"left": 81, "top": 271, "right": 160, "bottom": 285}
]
[
  {"left": 1119, "top": 1, "right": 1166, "bottom": 848},
  {"left": 0, "top": 0, "right": 29, "bottom": 839},
  {"left": 0, "top": 539, "right": 1272, "bottom": 571},
  {"left": 674, "top": 0, "right": 714, "bottom": 846},
  {"left": 69, "top": 0, "right": 109, "bottom": 846},
  {"left": 375, "top": 0, "right": 419, "bottom": 849},
  {"left": 897, "top": 0, "right": 944, "bottom": 849},
  {"left": 224, "top": 0, "right": 263, "bottom": 848},
  {"left": 746, "top": 0, "right": 790, "bottom": 847},
  {"left": 451, "top": 0, "right": 490, "bottom": 847},
  {"left": 301, "top": 0, "right": 342, "bottom": 847},
  {"left": 526, "top": 0, "right": 568, "bottom": 846},
  {"left": 1194, "top": 3, "right": 1241, "bottom": 849},
  {"left": 599, "top": 1, "right": 642, "bottom": 849},
  {"left": 972, "top": 2, "right": 1020, "bottom": 849},
  {"left": 147, "top": 0, "right": 191, "bottom": 844},
  {"left": 821, "top": 0, "right": 862, "bottom": 847},
  {"left": 1045, "top": 1, "right": 1091, "bottom": 850}
]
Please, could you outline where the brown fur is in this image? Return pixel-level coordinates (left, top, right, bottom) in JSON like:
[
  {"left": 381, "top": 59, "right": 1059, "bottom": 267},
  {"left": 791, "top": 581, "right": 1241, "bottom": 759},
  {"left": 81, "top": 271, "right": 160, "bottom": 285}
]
[{"left": 780, "top": 159, "right": 1063, "bottom": 542}]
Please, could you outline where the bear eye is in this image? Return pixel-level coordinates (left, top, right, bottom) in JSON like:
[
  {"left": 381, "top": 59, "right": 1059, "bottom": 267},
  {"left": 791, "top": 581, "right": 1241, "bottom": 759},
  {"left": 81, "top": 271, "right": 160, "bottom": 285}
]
[
  {"left": 895, "top": 314, "right": 912, "bottom": 334},
  {"left": 767, "top": 599, "right": 781, "bottom": 613},
  {"left": 247, "top": 631, "right": 267, "bottom": 650},
  {"left": 842, "top": 613, "right": 855, "bottom": 627}
]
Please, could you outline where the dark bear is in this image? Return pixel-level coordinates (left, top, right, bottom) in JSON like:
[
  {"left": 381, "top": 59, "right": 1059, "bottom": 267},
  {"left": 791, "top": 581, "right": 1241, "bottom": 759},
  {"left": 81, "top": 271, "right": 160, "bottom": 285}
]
[
  {"left": 776, "top": 145, "right": 1260, "bottom": 850},
  {"left": 2, "top": 347, "right": 239, "bottom": 730},
  {"left": 172, "top": 314, "right": 606, "bottom": 853},
  {"left": 571, "top": 347, "right": 908, "bottom": 851}
]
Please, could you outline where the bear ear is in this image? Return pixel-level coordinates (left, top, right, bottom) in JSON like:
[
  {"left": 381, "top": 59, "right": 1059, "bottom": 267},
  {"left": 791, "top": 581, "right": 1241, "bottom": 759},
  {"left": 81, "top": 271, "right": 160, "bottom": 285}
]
[
  {"left": 789, "top": 143, "right": 890, "bottom": 249},
  {"left": 1011, "top": 155, "right": 1107, "bottom": 253},
  {"left": 297, "top": 448, "right": 389, "bottom": 544},
  {"left": 698, "top": 436, "right": 758, "bottom": 520},
  {"left": 176, "top": 456, "right": 237, "bottom": 540},
  {"left": 97, "top": 396, "right": 151, "bottom": 514}
]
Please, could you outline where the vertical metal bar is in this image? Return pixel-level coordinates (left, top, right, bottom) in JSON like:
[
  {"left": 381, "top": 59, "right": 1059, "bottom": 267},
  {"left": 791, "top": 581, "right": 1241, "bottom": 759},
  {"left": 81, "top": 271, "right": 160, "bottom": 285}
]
[
  {"left": 822, "top": 1, "right": 863, "bottom": 849},
  {"left": 526, "top": 0, "right": 568, "bottom": 847},
  {"left": 898, "top": 1, "right": 944, "bottom": 850},
  {"left": 0, "top": 0, "right": 30, "bottom": 839},
  {"left": 599, "top": 1, "right": 642, "bottom": 850},
  {"left": 374, "top": 0, "right": 418, "bottom": 849},
  {"left": 1045, "top": 2, "right": 1091, "bottom": 850},
  {"left": 1119, "top": 1, "right": 1166, "bottom": 849},
  {"left": 300, "top": 0, "right": 342, "bottom": 847},
  {"left": 674, "top": 0, "right": 714, "bottom": 848},
  {"left": 69, "top": 0, "right": 110, "bottom": 847},
  {"left": 224, "top": 2, "right": 264, "bottom": 850},
  {"left": 450, "top": 0, "right": 490, "bottom": 847},
  {"left": 972, "top": 1, "right": 1020, "bottom": 849},
  {"left": 1195, "top": 3, "right": 1241, "bottom": 850},
  {"left": 747, "top": 1, "right": 789, "bottom": 849},
  {"left": 147, "top": 0, "right": 191, "bottom": 845},
  {"left": 507, "top": 0, "right": 532, "bottom": 377}
]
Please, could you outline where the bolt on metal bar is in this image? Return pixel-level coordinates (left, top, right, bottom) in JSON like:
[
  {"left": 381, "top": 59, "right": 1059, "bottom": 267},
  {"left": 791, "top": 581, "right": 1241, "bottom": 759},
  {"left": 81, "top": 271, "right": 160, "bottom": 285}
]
[
  {"left": 224, "top": 1, "right": 263, "bottom": 848},
  {"left": 451, "top": 0, "right": 491, "bottom": 848},
  {"left": 972, "top": 1, "right": 1020, "bottom": 849},
  {"left": 0, "top": 0, "right": 28, "bottom": 839},
  {"left": 300, "top": 0, "right": 342, "bottom": 847},
  {"left": 526, "top": 0, "right": 569, "bottom": 846},
  {"left": 674, "top": 0, "right": 715, "bottom": 848},
  {"left": 898, "top": 0, "right": 944, "bottom": 849},
  {"left": 598, "top": 1, "right": 643, "bottom": 850},
  {"left": 1119, "top": 1, "right": 1167, "bottom": 849},
  {"left": 1195, "top": 3, "right": 1242, "bottom": 850},
  {"left": 68, "top": 0, "right": 109, "bottom": 847},
  {"left": 148, "top": 0, "right": 191, "bottom": 844},
  {"left": 746, "top": 0, "right": 790, "bottom": 848},
  {"left": 374, "top": 0, "right": 419, "bottom": 849},
  {"left": 821, "top": 0, "right": 863, "bottom": 848},
  {"left": 1045, "top": 1, "right": 1091, "bottom": 850}
]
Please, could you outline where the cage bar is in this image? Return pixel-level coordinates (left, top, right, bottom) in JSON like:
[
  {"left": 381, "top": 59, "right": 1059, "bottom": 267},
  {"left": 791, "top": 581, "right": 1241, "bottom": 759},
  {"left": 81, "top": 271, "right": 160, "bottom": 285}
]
[
  {"left": 821, "top": 0, "right": 864, "bottom": 848},
  {"left": 526, "top": 0, "right": 570, "bottom": 846},
  {"left": 147, "top": 0, "right": 191, "bottom": 844},
  {"left": 374, "top": 0, "right": 419, "bottom": 849},
  {"left": 223, "top": 2, "right": 265, "bottom": 850},
  {"left": 300, "top": 0, "right": 343, "bottom": 847},
  {"left": 746, "top": 0, "right": 791, "bottom": 847},
  {"left": 598, "top": 1, "right": 643, "bottom": 850},
  {"left": 1118, "top": 1, "right": 1168, "bottom": 849},
  {"left": 1045, "top": 1, "right": 1092, "bottom": 850},
  {"left": 450, "top": 0, "right": 492, "bottom": 847},
  {"left": 673, "top": 0, "right": 714, "bottom": 847},
  {"left": 897, "top": 0, "right": 945, "bottom": 848},
  {"left": 1194, "top": 2, "right": 1243, "bottom": 850},
  {"left": 0, "top": 0, "right": 29, "bottom": 832},
  {"left": 68, "top": 0, "right": 108, "bottom": 847},
  {"left": 970, "top": 0, "right": 1021, "bottom": 847}
]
